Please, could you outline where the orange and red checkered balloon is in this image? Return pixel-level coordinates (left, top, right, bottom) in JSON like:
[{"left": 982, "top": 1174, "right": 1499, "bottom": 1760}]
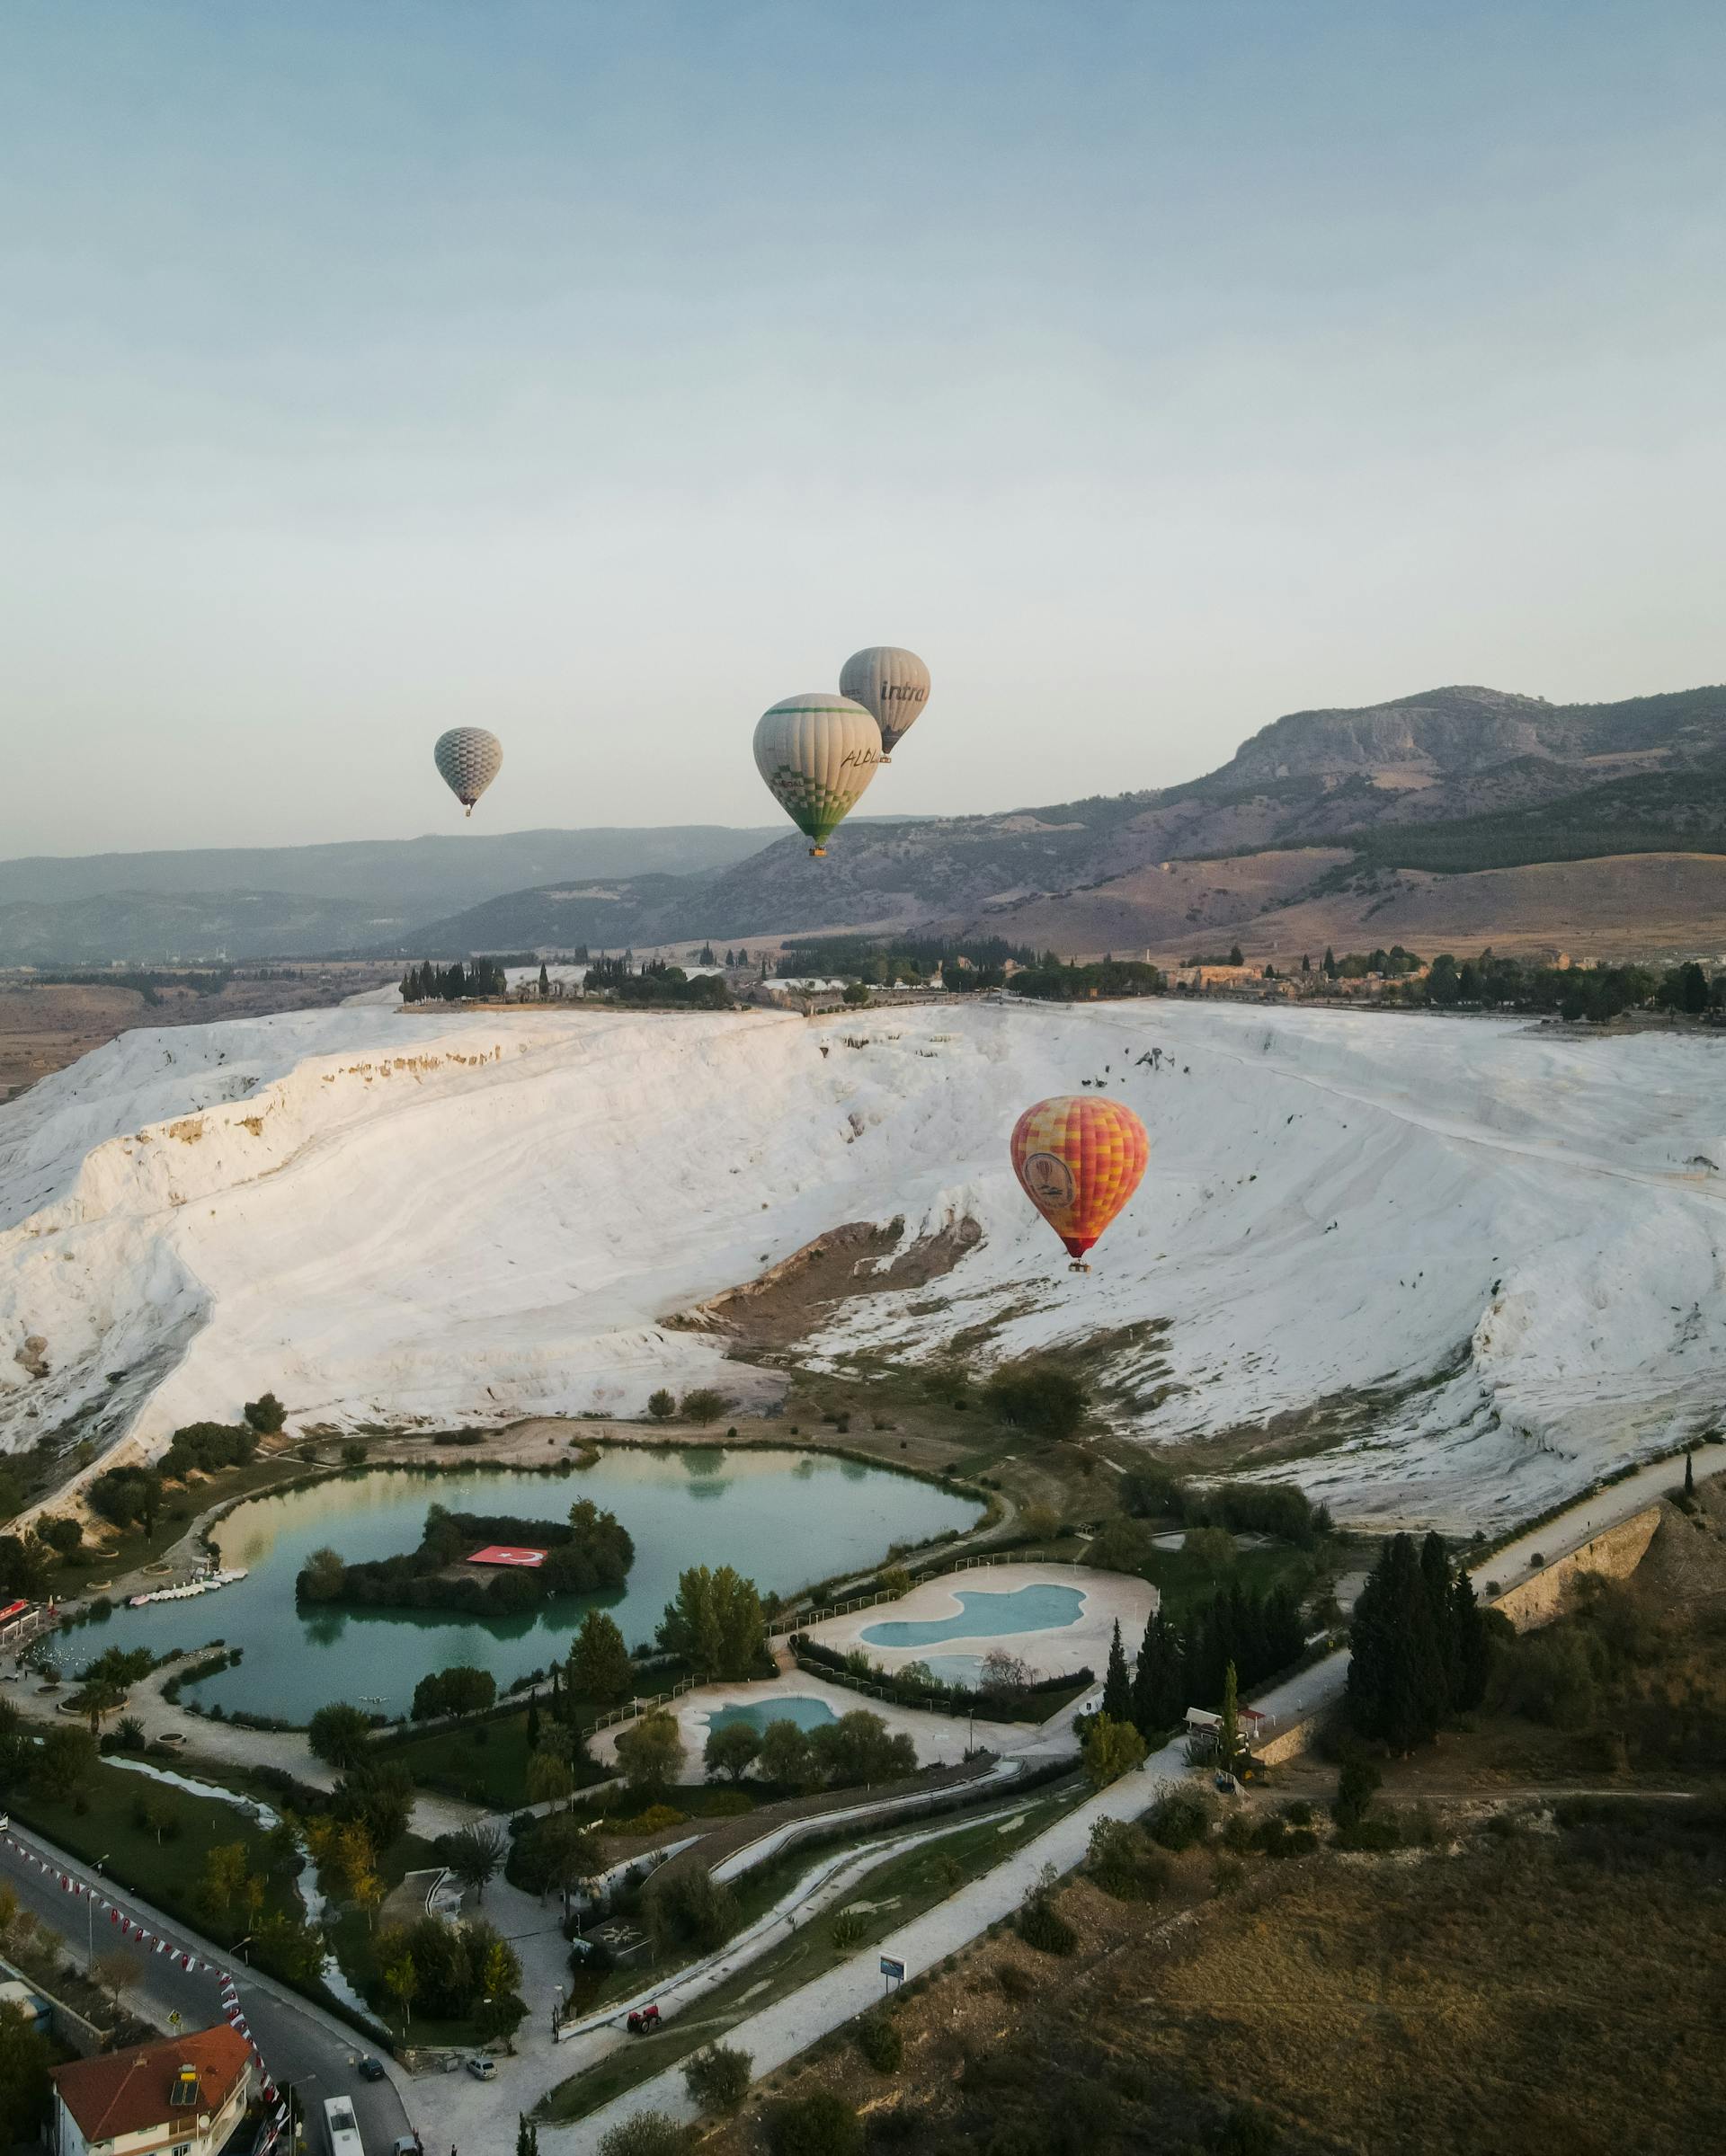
[{"left": 1010, "top": 1096, "right": 1149, "bottom": 1265}]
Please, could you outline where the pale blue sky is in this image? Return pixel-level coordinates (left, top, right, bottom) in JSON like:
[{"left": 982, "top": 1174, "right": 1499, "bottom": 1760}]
[{"left": 2, "top": 2, "right": 1722, "bottom": 855}]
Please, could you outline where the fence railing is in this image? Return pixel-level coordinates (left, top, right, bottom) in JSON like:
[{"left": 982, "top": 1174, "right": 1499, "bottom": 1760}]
[
  {"left": 767, "top": 1588, "right": 894, "bottom": 1638},
  {"left": 583, "top": 1676, "right": 695, "bottom": 1739}
]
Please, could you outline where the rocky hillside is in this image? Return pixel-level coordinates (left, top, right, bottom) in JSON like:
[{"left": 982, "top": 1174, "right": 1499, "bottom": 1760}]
[{"left": 408, "top": 680, "right": 1726, "bottom": 958}]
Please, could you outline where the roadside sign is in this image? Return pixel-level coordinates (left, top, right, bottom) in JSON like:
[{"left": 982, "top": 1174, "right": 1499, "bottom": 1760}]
[{"left": 879, "top": 1956, "right": 905, "bottom": 1991}]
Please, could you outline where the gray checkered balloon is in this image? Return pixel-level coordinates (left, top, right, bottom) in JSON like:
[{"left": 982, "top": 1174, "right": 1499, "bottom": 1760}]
[{"left": 433, "top": 727, "right": 503, "bottom": 816}]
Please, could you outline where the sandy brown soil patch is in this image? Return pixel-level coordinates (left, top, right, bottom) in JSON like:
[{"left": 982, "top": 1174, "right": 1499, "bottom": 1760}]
[{"left": 669, "top": 1216, "right": 983, "bottom": 1353}]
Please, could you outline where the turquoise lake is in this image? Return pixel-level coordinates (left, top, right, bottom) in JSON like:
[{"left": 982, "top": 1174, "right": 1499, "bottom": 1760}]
[
  {"left": 70, "top": 1450, "right": 980, "bottom": 1722},
  {"left": 859, "top": 1584, "right": 1084, "bottom": 1650}
]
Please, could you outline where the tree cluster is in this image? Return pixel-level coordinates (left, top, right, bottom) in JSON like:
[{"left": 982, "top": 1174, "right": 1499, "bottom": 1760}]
[
  {"left": 1346, "top": 1530, "right": 1490, "bottom": 1752},
  {"left": 982, "top": 1362, "right": 1089, "bottom": 1442},
  {"left": 655, "top": 1564, "right": 765, "bottom": 1680},
  {"left": 1121, "top": 1578, "right": 1307, "bottom": 1745},
  {"left": 1119, "top": 1469, "right": 1331, "bottom": 1548},
  {"left": 86, "top": 1465, "right": 164, "bottom": 1533},
  {"left": 778, "top": 933, "right": 1035, "bottom": 983},
  {"left": 296, "top": 1498, "right": 633, "bottom": 1615},
  {"left": 1009, "top": 958, "right": 1164, "bottom": 1001},
  {"left": 411, "top": 1664, "right": 498, "bottom": 1721},
  {"left": 584, "top": 957, "right": 731, "bottom": 1008},
  {"left": 161, "top": 1419, "right": 260, "bottom": 1478},
  {"left": 400, "top": 958, "right": 510, "bottom": 1002},
  {"left": 374, "top": 1912, "right": 523, "bottom": 2036},
  {"left": 710, "top": 1708, "right": 917, "bottom": 1796}
]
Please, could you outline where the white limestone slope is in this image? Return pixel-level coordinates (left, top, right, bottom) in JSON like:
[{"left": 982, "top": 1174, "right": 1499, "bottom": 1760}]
[{"left": 1, "top": 998, "right": 1722, "bottom": 1532}]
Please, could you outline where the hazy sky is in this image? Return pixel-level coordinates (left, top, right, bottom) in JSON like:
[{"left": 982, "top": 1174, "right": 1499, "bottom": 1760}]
[{"left": 2, "top": 2, "right": 1722, "bottom": 857}]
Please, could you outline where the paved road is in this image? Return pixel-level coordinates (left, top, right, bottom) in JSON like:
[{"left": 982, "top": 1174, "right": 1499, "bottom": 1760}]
[
  {"left": 554, "top": 1646, "right": 1357, "bottom": 2150},
  {"left": 0, "top": 1826, "right": 414, "bottom": 2153},
  {"left": 1476, "top": 1441, "right": 1725, "bottom": 1591}
]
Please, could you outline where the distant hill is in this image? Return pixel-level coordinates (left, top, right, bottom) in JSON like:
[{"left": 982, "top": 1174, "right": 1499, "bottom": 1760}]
[
  {"left": 405, "top": 681, "right": 1726, "bottom": 962},
  {"left": 11, "top": 683, "right": 1726, "bottom": 965},
  {"left": 0, "top": 825, "right": 778, "bottom": 966}
]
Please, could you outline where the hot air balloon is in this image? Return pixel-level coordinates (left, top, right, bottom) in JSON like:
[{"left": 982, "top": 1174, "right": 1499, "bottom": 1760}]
[
  {"left": 839, "top": 646, "right": 930, "bottom": 760},
  {"left": 1010, "top": 1096, "right": 1149, "bottom": 1272},
  {"left": 753, "top": 693, "right": 882, "bottom": 856},
  {"left": 433, "top": 727, "right": 503, "bottom": 817}
]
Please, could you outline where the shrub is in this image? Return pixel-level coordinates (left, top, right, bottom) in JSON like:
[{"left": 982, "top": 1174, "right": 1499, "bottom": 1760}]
[
  {"left": 995, "top": 1959, "right": 1036, "bottom": 2001},
  {"left": 646, "top": 1389, "right": 675, "bottom": 1422},
  {"left": 243, "top": 1392, "right": 286, "bottom": 1434},
  {"left": 679, "top": 1389, "right": 728, "bottom": 1426},
  {"left": 1339, "top": 1814, "right": 1401, "bottom": 1852},
  {"left": 856, "top": 2010, "right": 903, "bottom": 2072},
  {"left": 830, "top": 1910, "right": 867, "bottom": 1949},
  {"left": 1331, "top": 1748, "right": 1382, "bottom": 1832},
  {"left": 1016, "top": 1877, "right": 1077, "bottom": 1956},
  {"left": 612, "top": 1804, "right": 688, "bottom": 1836},
  {"left": 1215, "top": 2101, "right": 1279, "bottom": 2155},
  {"left": 597, "top": 2116, "right": 690, "bottom": 2156},
  {"left": 1146, "top": 1788, "right": 1213, "bottom": 1851},
  {"left": 765, "top": 2091, "right": 864, "bottom": 2156},
  {"left": 644, "top": 1864, "right": 739, "bottom": 1953},
  {"left": 683, "top": 2042, "right": 752, "bottom": 2113},
  {"left": 1087, "top": 1817, "right": 1170, "bottom": 1901},
  {"left": 981, "top": 1362, "right": 1088, "bottom": 1442}
]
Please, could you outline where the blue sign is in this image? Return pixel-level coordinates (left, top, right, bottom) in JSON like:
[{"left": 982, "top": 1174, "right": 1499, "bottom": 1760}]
[{"left": 879, "top": 1956, "right": 906, "bottom": 1983}]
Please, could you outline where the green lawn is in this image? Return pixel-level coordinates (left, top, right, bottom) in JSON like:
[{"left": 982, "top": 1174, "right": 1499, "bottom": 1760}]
[
  {"left": 382, "top": 1670, "right": 693, "bottom": 1809},
  {"left": 541, "top": 1778, "right": 1089, "bottom": 2122},
  {"left": 3, "top": 1753, "right": 292, "bottom": 1947},
  {"left": 1136, "top": 1536, "right": 1330, "bottom": 1623}
]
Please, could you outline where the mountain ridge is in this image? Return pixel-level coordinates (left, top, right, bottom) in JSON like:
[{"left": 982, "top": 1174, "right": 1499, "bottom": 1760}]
[{"left": 7, "top": 679, "right": 1725, "bottom": 964}]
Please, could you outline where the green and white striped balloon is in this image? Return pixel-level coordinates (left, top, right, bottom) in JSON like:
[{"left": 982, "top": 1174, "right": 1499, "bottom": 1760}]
[{"left": 752, "top": 693, "right": 882, "bottom": 856}]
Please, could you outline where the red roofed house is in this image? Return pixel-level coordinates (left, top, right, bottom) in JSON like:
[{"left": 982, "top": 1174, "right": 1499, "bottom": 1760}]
[{"left": 50, "top": 2024, "right": 253, "bottom": 2156}]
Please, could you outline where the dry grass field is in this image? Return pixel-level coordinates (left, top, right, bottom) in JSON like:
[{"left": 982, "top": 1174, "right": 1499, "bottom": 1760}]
[
  {"left": 699, "top": 1492, "right": 1726, "bottom": 2156},
  {"left": 0, "top": 963, "right": 396, "bottom": 1097},
  {"left": 988, "top": 849, "right": 1726, "bottom": 969}
]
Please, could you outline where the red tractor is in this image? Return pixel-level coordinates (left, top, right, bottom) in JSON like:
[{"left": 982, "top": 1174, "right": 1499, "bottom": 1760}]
[{"left": 626, "top": 2004, "right": 662, "bottom": 2036}]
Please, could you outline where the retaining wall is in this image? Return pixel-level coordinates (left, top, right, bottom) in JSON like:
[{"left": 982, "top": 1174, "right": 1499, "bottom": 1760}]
[{"left": 1485, "top": 1504, "right": 1664, "bottom": 1631}]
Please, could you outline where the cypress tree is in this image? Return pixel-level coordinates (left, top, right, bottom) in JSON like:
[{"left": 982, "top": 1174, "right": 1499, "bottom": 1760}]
[
  {"left": 1102, "top": 1619, "right": 1132, "bottom": 1726},
  {"left": 1220, "top": 1658, "right": 1240, "bottom": 1770},
  {"left": 1420, "top": 1531, "right": 1455, "bottom": 1713},
  {"left": 1686, "top": 1450, "right": 1695, "bottom": 1496},
  {"left": 1449, "top": 1569, "right": 1490, "bottom": 1712},
  {"left": 1348, "top": 1533, "right": 1446, "bottom": 1752},
  {"left": 1131, "top": 1608, "right": 1184, "bottom": 1738}
]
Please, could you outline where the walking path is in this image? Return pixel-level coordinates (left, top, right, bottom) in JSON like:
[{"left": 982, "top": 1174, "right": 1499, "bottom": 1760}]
[{"left": 556, "top": 1648, "right": 1349, "bottom": 2149}]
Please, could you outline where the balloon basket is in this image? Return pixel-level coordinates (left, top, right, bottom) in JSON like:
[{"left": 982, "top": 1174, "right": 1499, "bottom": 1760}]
[
  {"left": 1068, "top": 1261, "right": 1091, "bottom": 1274},
  {"left": 808, "top": 845, "right": 826, "bottom": 856}
]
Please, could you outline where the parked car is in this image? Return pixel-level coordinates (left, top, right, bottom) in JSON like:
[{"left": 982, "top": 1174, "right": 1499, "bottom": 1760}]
[
  {"left": 626, "top": 2005, "right": 662, "bottom": 2036},
  {"left": 466, "top": 2057, "right": 496, "bottom": 2081},
  {"left": 392, "top": 2138, "right": 424, "bottom": 2156},
  {"left": 356, "top": 2056, "right": 386, "bottom": 2082}
]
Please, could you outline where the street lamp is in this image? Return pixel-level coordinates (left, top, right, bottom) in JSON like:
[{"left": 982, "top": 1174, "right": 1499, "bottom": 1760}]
[
  {"left": 86, "top": 1856, "right": 109, "bottom": 1973},
  {"left": 284, "top": 2074, "right": 318, "bottom": 2155}
]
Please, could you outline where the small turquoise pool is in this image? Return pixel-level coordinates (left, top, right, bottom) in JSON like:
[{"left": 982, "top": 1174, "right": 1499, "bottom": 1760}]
[
  {"left": 860, "top": 1584, "right": 1084, "bottom": 1650},
  {"left": 706, "top": 1696, "right": 838, "bottom": 1737}
]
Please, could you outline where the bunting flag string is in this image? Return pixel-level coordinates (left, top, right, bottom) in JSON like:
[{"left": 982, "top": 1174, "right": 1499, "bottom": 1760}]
[{"left": 2, "top": 1829, "right": 286, "bottom": 2149}]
